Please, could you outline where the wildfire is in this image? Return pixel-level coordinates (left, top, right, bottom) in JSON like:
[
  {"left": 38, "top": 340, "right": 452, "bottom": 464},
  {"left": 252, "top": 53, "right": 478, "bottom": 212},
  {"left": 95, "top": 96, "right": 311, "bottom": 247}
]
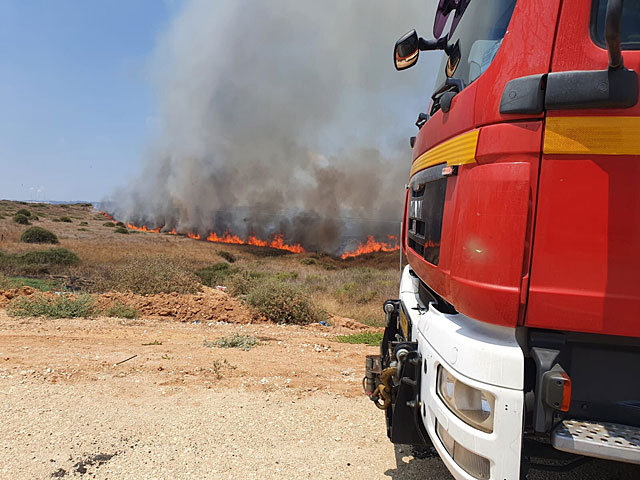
[
  {"left": 341, "top": 235, "right": 400, "bottom": 259},
  {"left": 99, "top": 211, "right": 392, "bottom": 258},
  {"left": 126, "top": 223, "right": 161, "bottom": 233}
]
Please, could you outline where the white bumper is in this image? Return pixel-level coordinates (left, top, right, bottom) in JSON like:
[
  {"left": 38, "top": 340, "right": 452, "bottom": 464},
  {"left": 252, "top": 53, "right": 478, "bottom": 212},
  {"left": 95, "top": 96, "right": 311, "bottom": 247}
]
[{"left": 400, "top": 266, "right": 525, "bottom": 480}]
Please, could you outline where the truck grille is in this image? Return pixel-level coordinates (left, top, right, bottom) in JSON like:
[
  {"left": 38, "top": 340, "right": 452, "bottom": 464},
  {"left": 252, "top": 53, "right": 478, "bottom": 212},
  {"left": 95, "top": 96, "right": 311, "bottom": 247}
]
[{"left": 407, "top": 164, "right": 448, "bottom": 266}]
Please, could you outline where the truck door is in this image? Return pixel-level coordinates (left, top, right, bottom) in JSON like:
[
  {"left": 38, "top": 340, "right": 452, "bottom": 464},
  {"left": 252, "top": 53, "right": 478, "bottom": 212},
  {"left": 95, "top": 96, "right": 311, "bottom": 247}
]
[{"left": 526, "top": 0, "right": 640, "bottom": 337}]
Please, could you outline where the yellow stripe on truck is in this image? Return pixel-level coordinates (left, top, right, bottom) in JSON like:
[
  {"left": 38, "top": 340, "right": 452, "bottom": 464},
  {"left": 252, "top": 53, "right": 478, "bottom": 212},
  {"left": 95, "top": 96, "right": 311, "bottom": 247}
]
[
  {"left": 410, "top": 129, "right": 479, "bottom": 177},
  {"left": 544, "top": 116, "right": 640, "bottom": 156}
]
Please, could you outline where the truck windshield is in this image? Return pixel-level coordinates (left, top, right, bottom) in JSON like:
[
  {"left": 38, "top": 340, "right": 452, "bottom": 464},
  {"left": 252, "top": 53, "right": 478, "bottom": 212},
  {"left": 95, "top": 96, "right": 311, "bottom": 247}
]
[
  {"left": 432, "top": 0, "right": 517, "bottom": 91},
  {"left": 591, "top": 0, "right": 640, "bottom": 50}
]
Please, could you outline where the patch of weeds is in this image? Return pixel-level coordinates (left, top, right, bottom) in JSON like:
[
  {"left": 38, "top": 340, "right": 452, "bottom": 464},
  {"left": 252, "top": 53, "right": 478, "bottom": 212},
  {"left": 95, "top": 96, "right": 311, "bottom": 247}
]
[
  {"left": 320, "top": 262, "right": 338, "bottom": 271},
  {"left": 203, "top": 332, "right": 260, "bottom": 351},
  {"left": 98, "top": 255, "right": 200, "bottom": 295},
  {"left": 59, "top": 216, "right": 72, "bottom": 223},
  {"left": 300, "top": 258, "right": 316, "bottom": 266},
  {"left": 275, "top": 271, "right": 298, "bottom": 282},
  {"left": 102, "top": 301, "right": 139, "bottom": 319},
  {"left": 304, "top": 273, "right": 329, "bottom": 292},
  {"left": 0, "top": 275, "right": 57, "bottom": 291},
  {"left": 12, "top": 214, "right": 30, "bottom": 225},
  {"left": 15, "top": 208, "right": 31, "bottom": 217},
  {"left": 335, "top": 331, "right": 383, "bottom": 346},
  {"left": 114, "top": 226, "right": 129, "bottom": 234},
  {"left": 7, "top": 294, "right": 95, "bottom": 318},
  {"left": 52, "top": 218, "right": 61, "bottom": 222},
  {"left": 115, "top": 221, "right": 125, "bottom": 227},
  {"left": 195, "top": 262, "right": 238, "bottom": 287},
  {"left": 20, "top": 226, "right": 59, "bottom": 244},
  {"left": 0, "top": 248, "right": 79, "bottom": 275},
  {"left": 226, "top": 270, "right": 267, "bottom": 296},
  {"left": 218, "top": 250, "right": 236, "bottom": 263},
  {"left": 211, "top": 358, "right": 236, "bottom": 379},
  {"left": 246, "top": 279, "right": 326, "bottom": 325},
  {"left": 103, "top": 222, "right": 115, "bottom": 228},
  {"left": 161, "top": 354, "right": 172, "bottom": 360},
  {"left": 79, "top": 221, "right": 88, "bottom": 226},
  {"left": 142, "top": 340, "right": 163, "bottom": 346},
  {"left": 78, "top": 228, "right": 88, "bottom": 232}
]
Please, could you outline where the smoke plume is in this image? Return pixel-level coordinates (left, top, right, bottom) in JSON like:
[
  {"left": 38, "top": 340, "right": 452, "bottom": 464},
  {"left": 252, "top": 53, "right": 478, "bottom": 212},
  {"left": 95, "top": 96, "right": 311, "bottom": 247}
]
[{"left": 109, "top": 0, "right": 438, "bottom": 253}]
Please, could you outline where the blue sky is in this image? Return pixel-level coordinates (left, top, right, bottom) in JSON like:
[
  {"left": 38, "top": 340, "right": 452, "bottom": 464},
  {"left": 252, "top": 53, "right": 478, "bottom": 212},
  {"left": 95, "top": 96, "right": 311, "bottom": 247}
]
[{"left": 0, "top": 0, "right": 183, "bottom": 201}]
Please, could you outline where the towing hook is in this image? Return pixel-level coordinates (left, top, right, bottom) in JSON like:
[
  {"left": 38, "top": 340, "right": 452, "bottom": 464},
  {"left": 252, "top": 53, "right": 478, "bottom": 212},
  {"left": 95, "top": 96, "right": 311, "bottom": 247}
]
[{"left": 371, "top": 367, "right": 396, "bottom": 410}]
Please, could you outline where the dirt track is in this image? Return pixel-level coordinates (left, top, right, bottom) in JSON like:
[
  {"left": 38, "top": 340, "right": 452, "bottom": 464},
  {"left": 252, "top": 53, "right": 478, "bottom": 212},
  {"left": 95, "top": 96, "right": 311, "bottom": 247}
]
[{"left": 1, "top": 312, "right": 639, "bottom": 479}]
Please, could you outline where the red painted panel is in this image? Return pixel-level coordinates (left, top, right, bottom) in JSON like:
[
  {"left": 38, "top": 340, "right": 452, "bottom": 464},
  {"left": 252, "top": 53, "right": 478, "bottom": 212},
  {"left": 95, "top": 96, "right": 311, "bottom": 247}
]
[
  {"left": 527, "top": 156, "right": 640, "bottom": 337},
  {"left": 448, "top": 162, "right": 531, "bottom": 326},
  {"left": 474, "top": 0, "right": 562, "bottom": 127},
  {"left": 527, "top": 0, "right": 640, "bottom": 337}
]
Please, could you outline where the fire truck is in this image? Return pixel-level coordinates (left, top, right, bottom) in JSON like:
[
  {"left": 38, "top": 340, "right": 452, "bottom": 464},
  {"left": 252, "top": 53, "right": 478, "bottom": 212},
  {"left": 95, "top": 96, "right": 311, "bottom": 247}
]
[{"left": 364, "top": 0, "right": 640, "bottom": 478}]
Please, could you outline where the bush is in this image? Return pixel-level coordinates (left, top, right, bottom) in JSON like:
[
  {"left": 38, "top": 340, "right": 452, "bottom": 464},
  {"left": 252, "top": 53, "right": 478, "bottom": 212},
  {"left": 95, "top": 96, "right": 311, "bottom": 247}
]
[
  {"left": 300, "top": 258, "right": 316, "bottom": 266},
  {"left": 203, "top": 332, "right": 260, "bottom": 351},
  {"left": 226, "top": 270, "right": 266, "bottom": 296},
  {"left": 99, "top": 255, "right": 200, "bottom": 295},
  {"left": 218, "top": 250, "right": 236, "bottom": 263},
  {"left": 335, "top": 332, "right": 383, "bottom": 346},
  {"left": 195, "top": 263, "right": 238, "bottom": 286},
  {"left": 7, "top": 294, "right": 95, "bottom": 318},
  {"left": 52, "top": 218, "right": 61, "bottom": 222},
  {"left": 114, "top": 226, "right": 129, "bottom": 234},
  {"left": 103, "top": 222, "right": 115, "bottom": 227},
  {"left": 20, "top": 226, "right": 59, "bottom": 244},
  {"left": 0, "top": 276, "right": 57, "bottom": 291},
  {"left": 0, "top": 248, "right": 79, "bottom": 271},
  {"left": 101, "top": 301, "right": 139, "bottom": 319},
  {"left": 13, "top": 214, "right": 30, "bottom": 225},
  {"left": 20, "top": 248, "right": 79, "bottom": 266},
  {"left": 115, "top": 221, "right": 125, "bottom": 227},
  {"left": 246, "top": 279, "right": 325, "bottom": 325},
  {"left": 59, "top": 217, "right": 72, "bottom": 223},
  {"left": 15, "top": 208, "right": 31, "bottom": 217},
  {"left": 79, "top": 221, "right": 88, "bottom": 226}
]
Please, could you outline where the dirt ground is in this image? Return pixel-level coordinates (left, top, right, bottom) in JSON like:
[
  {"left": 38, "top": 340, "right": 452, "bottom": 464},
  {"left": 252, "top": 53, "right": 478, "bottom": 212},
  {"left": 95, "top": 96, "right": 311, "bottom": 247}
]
[{"left": 2, "top": 309, "right": 639, "bottom": 480}]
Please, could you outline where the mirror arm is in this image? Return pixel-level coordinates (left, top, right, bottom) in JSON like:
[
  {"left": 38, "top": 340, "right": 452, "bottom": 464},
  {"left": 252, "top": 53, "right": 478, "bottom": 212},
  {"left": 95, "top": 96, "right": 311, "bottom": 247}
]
[
  {"left": 605, "top": 0, "right": 625, "bottom": 69},
  {"left": 418, "top": 36, "right": 449, "bottom": 52}
]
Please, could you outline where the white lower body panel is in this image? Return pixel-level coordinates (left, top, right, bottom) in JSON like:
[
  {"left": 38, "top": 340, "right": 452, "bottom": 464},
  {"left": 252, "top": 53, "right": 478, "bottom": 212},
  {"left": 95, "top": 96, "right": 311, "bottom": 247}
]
[{"left": 399, "top": 266, "right": 525, "bottom": 480}]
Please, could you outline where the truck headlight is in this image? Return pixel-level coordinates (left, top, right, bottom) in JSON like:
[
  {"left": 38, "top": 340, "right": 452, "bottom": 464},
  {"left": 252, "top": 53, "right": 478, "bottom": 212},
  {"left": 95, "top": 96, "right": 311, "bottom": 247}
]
[{"left": 437, "top": 366, "right": 495, "bottom": 433}]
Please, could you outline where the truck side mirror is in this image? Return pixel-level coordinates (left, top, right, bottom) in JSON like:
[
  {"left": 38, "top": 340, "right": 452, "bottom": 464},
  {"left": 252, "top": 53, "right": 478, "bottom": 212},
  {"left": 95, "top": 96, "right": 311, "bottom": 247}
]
[{"left": 394, "top": 30, "right": 420, "bottom": 71}]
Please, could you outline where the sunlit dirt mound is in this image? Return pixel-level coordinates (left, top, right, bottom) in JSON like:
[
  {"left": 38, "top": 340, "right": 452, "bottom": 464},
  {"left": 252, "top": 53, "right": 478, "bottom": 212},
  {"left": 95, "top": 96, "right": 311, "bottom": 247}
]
[{"left": 93, "top": 287, "right": 257, "bottom": 323}]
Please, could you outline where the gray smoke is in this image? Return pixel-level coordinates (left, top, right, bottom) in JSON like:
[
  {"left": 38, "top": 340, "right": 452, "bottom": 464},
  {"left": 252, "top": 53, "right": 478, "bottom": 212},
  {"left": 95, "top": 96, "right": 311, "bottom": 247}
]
[{"left": 109, "top": 0, "right": 440, "bottom": 253}]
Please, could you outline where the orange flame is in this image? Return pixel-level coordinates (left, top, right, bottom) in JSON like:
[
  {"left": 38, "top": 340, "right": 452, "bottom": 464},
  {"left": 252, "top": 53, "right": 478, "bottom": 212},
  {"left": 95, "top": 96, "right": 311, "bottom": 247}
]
[
  {"left": 341, "top": 235, "right": 400, "bottom": 259},
  {"left": 99, "top": 211, "right": 115, "bottom": 221},
  {"left": 126, "top": 223, "right": 161, "bottom": 233}
]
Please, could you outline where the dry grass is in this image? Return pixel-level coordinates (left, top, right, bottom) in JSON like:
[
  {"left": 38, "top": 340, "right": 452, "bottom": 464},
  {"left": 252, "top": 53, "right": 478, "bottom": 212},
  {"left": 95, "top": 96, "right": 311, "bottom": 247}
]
[{"left": 0, "top": 201, "right": 399, "bottom": 326}]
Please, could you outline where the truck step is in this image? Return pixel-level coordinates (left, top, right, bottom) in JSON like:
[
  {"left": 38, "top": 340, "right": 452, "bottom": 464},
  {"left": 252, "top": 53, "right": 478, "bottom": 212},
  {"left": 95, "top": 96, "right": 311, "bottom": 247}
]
[{"left": 551, "top": 419, "right": 640, "bottom": 465}]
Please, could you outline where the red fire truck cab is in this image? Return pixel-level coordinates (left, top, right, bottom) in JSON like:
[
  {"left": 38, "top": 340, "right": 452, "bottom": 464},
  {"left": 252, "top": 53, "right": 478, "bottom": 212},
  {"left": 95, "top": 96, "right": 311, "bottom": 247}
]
[{"left": 365, "top": 1, "right": 640, "bottom": 478}]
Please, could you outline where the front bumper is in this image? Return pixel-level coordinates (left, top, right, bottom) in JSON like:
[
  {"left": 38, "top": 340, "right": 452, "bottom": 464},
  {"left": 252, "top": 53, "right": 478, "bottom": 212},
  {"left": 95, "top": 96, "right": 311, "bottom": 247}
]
[{"left": 399, "top": 266, "right": 525, "bottom": 480}]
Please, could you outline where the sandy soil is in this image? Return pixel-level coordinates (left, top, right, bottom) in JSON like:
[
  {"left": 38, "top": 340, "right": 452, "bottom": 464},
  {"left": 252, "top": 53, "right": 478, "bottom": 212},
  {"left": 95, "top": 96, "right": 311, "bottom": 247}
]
[{"left": 2, "top": 311, "right": 639, "bottom": 480}]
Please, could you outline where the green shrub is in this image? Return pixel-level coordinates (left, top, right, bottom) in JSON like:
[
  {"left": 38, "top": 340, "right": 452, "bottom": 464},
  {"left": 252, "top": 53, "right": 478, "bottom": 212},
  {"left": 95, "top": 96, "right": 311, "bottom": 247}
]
[
  {"left": 335, "top": 332, "right": 383, "bottom": 346},
  {"left": 115, "top": 221, "right": 125, "bottom": 227},
  {"left": 103, "top": 222, "right": 115, "bottom": 227},
  {"left": 52, "top": 218, "right": 61, "bottom": 222},
  {"left": 79, "top": 221, "right": 88, "bottom": 226},
  {"left": 15, "top": 208, "right": 31, "bottom": 217},
  {"left": 20, "top": 248, "right": 79, "bottom": 266},
  {"left": 224, "top": 270, "right": 260, "bottom": 296},
  {"left": 321, "top": 262, "right": 338, "bottom": 271},
  {"left": 59, "top": 217, "right": 72, "bottom": 223},
  {"left": 300, "top": 258, "right": 316, "bottom": 266},
  {"left": 195, "top": 262, "right": 238, "bottom": 286},
  {"left": 101, "top": 301, "right": 139, "bottom": 319},
  {"left": 20, "top": 226, "right": 59, "bottom": 244},
  {"left": 7, "top": 294, "right": 95, "bottom": 318},
  {"left": 218, "top": 250, "right": 236, "bottom": 263},
  {"left": 203, "top": 332, "right": 260, "bottom": 351},
  {"left": 246, "top": 279, "right": 325, "bottom": 325},
  {"left": 13, "top": 214, "right": 30, "bottom": 225},
  {"left": 99, "top": 255, "right": 200, "bottom": 295},
  {"left": 275, "top": 271, "right": 298, "bottom": 282},
  {"left": 114, "top": 226, "right": 129, "bottom": 234}
]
